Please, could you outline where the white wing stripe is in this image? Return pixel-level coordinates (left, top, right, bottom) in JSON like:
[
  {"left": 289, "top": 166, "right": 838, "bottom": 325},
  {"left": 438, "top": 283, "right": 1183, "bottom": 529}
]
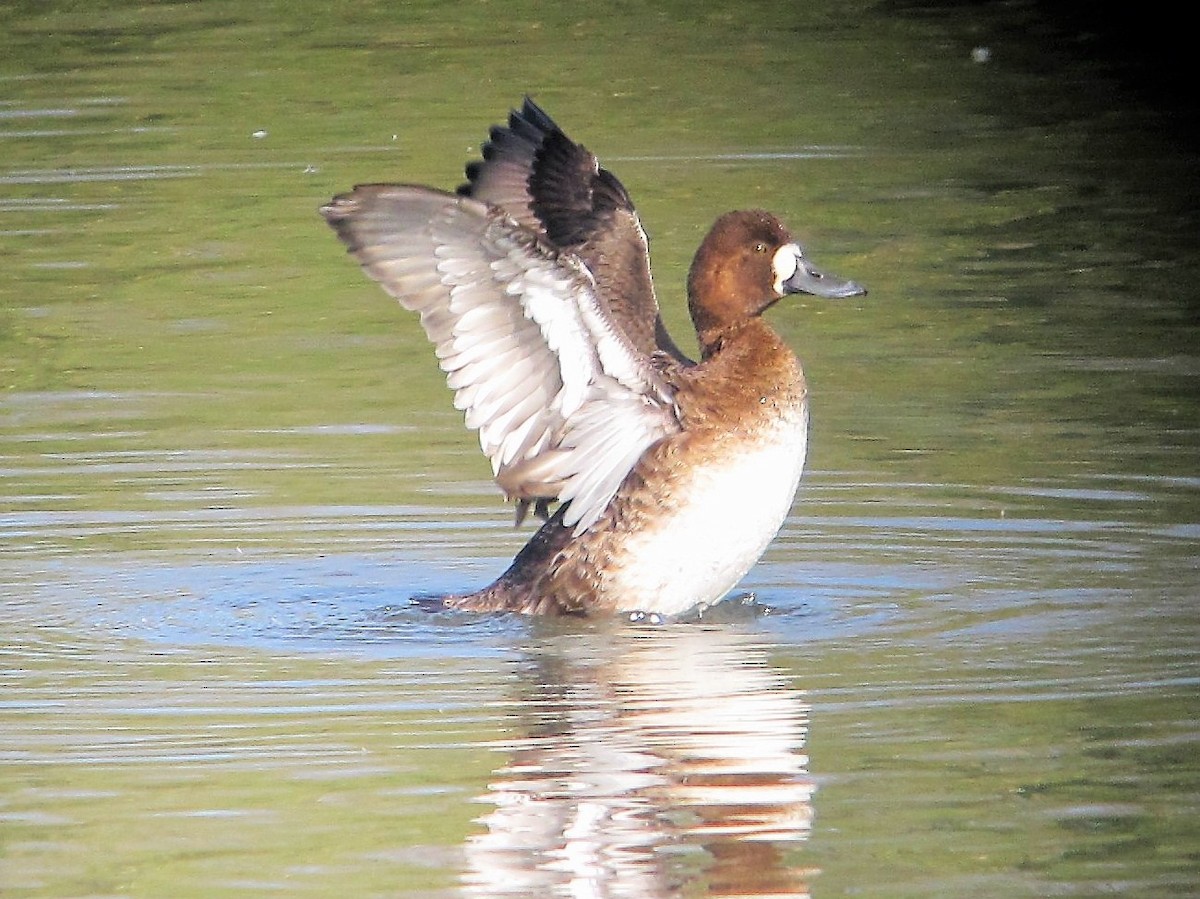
[{"left": 324, "top": 186, "right": 681, "bottom": 533}]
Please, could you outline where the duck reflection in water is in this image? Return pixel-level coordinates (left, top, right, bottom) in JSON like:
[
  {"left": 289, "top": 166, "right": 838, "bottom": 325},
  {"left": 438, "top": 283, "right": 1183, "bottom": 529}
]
[{"left": 459, "top": 626, "right": 816, "bottom": 898}]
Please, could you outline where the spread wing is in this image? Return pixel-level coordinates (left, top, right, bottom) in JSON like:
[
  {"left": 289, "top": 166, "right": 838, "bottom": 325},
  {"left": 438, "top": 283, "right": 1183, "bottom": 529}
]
[
  {"left": 458, "top": 97, "right": 691, "bottom": 362},
  {"left": 321, "top": 184, "right": 682, "bottom": 534}
]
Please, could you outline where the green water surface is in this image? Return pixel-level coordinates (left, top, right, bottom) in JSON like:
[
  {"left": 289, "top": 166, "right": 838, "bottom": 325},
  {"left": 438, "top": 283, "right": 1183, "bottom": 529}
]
[{"left": 2, "top": 1, "right": 1198, "bottom": 896}]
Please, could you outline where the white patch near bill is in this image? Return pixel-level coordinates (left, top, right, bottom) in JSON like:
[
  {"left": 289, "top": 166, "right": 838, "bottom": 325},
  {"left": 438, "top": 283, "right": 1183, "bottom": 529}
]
[{"left": 771, "top": 243, "right": 801, "bottom": 295}]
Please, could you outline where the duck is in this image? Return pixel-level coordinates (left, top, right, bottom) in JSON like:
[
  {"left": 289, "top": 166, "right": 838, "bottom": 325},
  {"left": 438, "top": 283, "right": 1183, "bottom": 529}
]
[{"left": 321, "top": 97, "right": 865, "bottom": 617}]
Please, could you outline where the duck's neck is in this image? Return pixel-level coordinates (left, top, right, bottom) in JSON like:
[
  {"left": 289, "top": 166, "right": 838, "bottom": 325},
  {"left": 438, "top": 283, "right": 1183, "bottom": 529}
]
[
  {"left": 675, "top": 317, "right": 805, "bottom": 434},
  {"left": 694, "top": 313, "right": 773, "bottom": 361},
  {"left": 688, "top": 280, "right": 779, "bottom": 359}
]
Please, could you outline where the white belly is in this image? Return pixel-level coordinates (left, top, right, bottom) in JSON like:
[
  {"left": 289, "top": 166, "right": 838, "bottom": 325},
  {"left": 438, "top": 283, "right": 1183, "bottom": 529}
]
[{"left": 606, "top": 407, "right": 808, "bottom": 616}]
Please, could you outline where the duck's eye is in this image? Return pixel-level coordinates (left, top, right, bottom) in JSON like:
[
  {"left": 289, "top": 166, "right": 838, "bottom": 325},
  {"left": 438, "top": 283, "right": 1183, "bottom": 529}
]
[{"left": 754, "top": 242, "right": 767, "bottom": 254}]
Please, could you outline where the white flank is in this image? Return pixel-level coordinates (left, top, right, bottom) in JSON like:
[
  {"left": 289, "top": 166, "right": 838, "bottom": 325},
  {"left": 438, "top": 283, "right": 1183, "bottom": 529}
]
[{"left": 606, "top": 405, "right": 809, "bottom": 616}]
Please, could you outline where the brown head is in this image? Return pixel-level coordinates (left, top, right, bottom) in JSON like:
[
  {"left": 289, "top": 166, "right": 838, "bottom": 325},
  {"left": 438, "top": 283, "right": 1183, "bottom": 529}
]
[{"left": 686, "top": 210, "right": 865, "bottom": 355}]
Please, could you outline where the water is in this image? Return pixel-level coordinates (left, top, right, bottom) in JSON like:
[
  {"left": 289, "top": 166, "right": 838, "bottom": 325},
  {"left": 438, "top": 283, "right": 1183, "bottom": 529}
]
[{"left": 3, "top": 1, "right": 1199, "bottom": 896}]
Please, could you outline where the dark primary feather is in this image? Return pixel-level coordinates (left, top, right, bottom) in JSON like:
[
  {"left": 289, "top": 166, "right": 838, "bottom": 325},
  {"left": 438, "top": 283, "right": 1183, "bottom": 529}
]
[{"left": 458, "top": 97, "right": 690, "bottom": 362}]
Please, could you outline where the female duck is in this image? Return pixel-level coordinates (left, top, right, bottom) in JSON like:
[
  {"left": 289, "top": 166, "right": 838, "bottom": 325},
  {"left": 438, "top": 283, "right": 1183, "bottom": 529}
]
[{"left": 322, "top": 98, "right": 864, "bottom": 616}]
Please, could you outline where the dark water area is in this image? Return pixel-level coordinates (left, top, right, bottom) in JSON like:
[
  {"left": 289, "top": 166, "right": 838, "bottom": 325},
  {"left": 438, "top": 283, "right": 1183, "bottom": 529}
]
[
  {"left": 2, "top": 1, "right": 1198, "bottom": 896},
  {"left": 903, "top": 0, "right": 1199, "bottom": 130}
]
